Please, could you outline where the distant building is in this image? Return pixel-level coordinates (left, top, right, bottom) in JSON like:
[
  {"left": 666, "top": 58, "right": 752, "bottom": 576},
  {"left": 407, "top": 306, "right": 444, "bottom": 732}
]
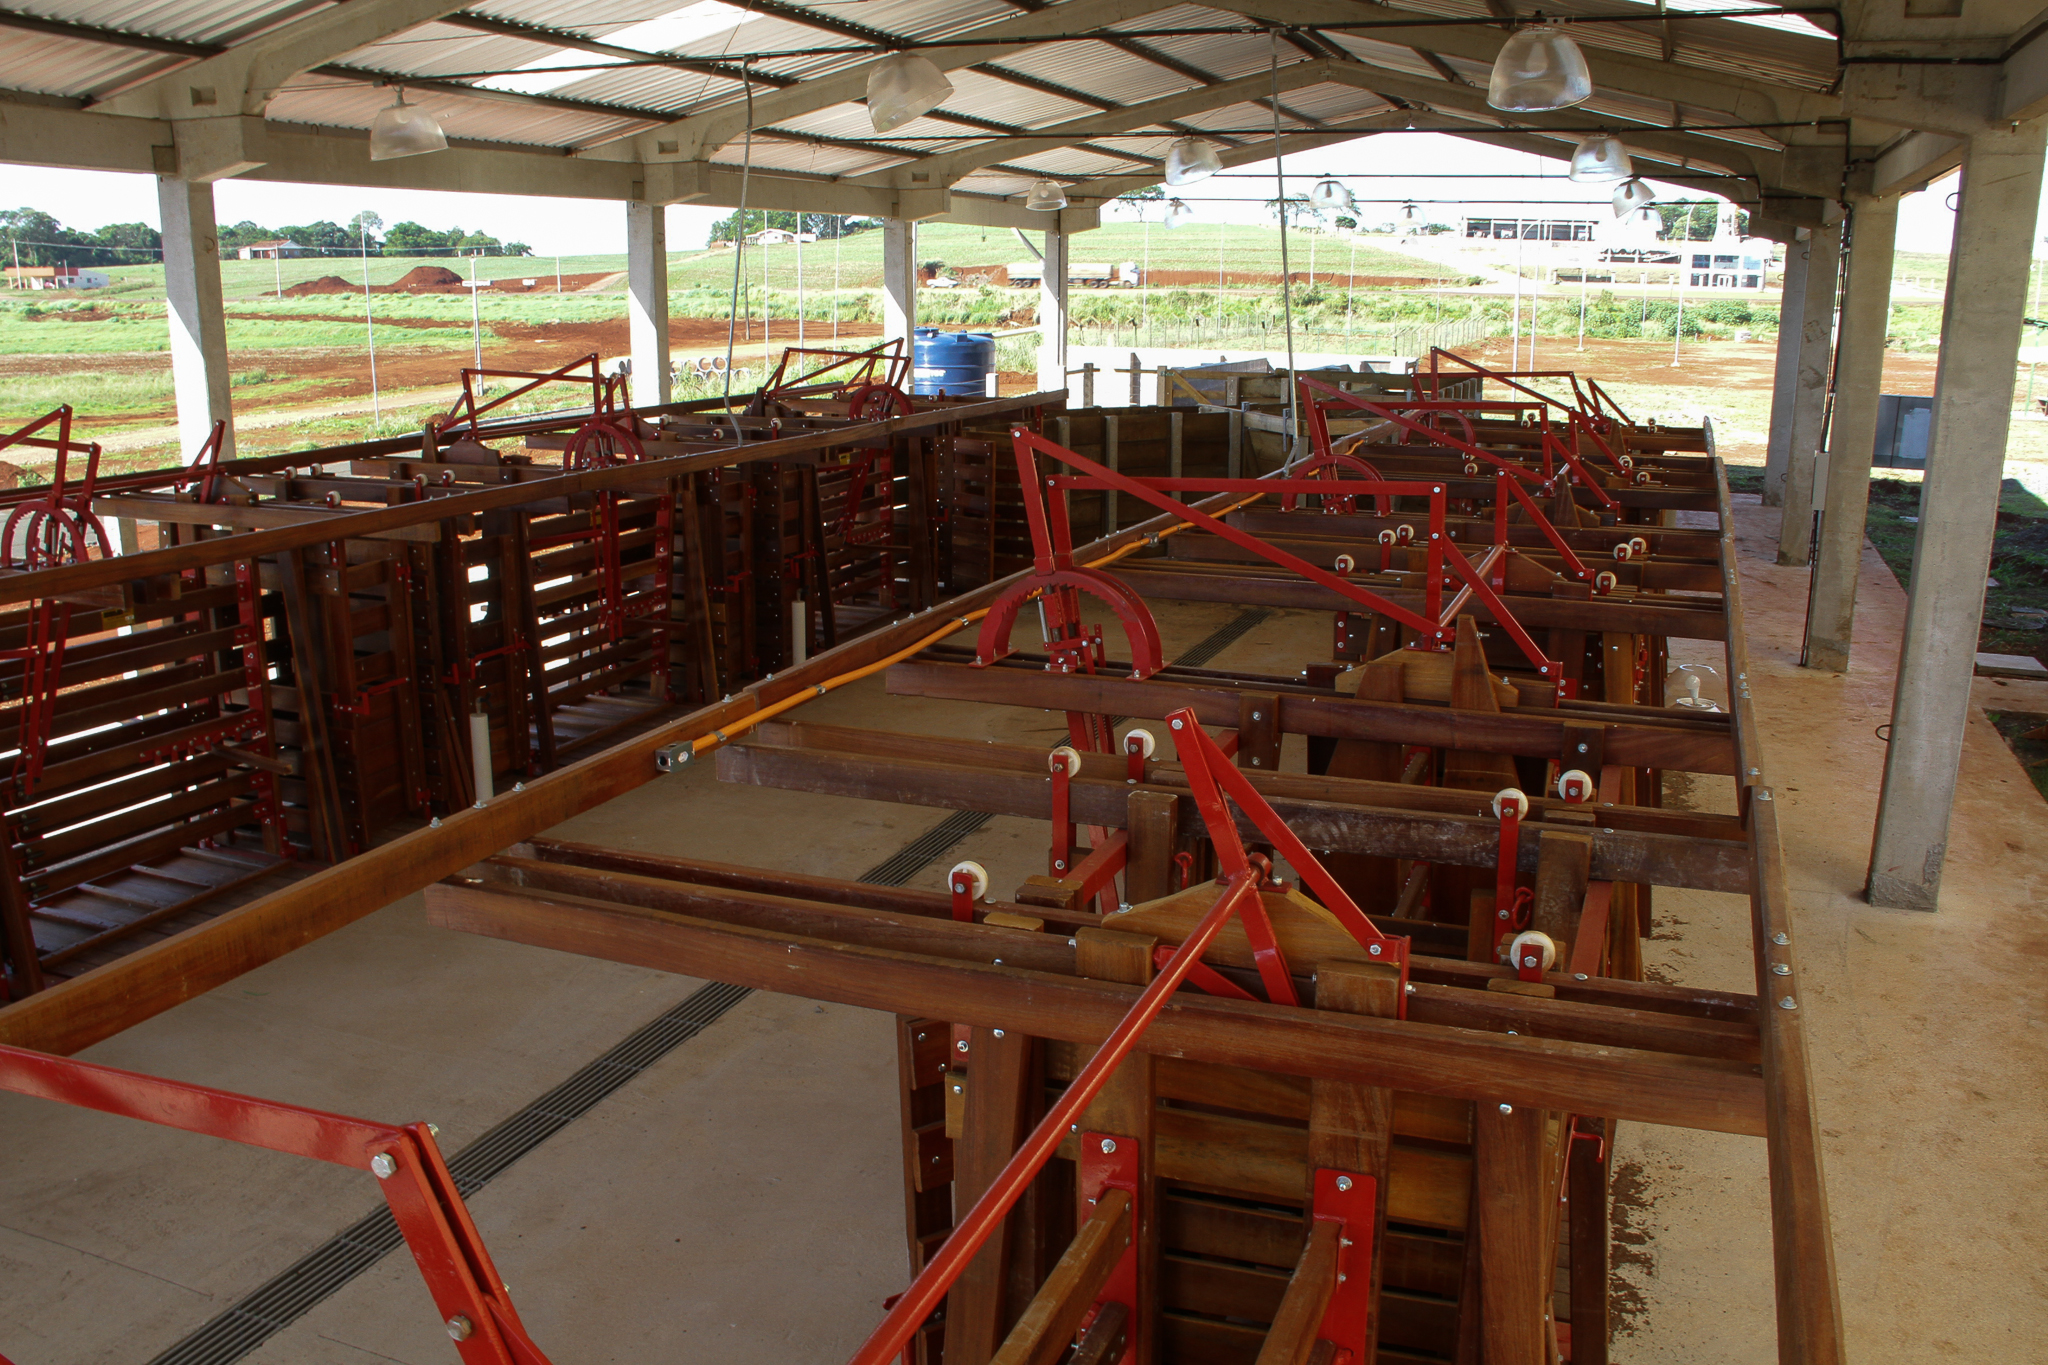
[
  {"left": 237, "top": 239, "right": 304, "bottom": 260},
  {"left": 1462, "top": 216, "right": 1598, "bottom": 242},
  {"left": 4, "top": 264, "right": 107, "bottom": 289},
  {"left": 744, "top": 229, "right": 817, "bottom": 245}
]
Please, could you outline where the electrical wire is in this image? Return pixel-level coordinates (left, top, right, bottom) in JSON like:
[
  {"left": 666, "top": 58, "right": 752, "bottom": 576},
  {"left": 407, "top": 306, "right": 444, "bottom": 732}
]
[{"left": 723, "top": 58, "right": 754, "bottom": 413}]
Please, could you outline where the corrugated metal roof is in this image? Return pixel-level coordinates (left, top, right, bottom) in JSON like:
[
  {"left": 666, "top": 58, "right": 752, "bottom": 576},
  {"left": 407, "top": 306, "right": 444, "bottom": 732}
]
[
  {"left": 33, "top": 0, "right": 317, "bottom": 46},
  {"left": 0, "top": 31, "right": 170, "bottom": 97},
  {"left": 268, "top": 73, "right": 654, "bottom": 147},
  {"left": 943, "top": 67, "right": 1100, "bottom": 128},
  {"left": 994, "top": 41, "right": 1196, "bottom": 107}
]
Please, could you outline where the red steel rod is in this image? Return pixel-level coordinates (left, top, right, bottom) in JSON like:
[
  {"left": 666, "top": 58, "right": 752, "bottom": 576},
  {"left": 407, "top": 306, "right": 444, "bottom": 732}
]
[{"left": 844, "top": 872, "right": 1262, "bottom": 1365}]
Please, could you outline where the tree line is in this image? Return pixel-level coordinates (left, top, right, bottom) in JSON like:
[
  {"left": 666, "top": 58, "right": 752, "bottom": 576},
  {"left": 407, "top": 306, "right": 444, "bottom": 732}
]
[
  {"left": 705, "top": 211, "right": 876, "bottom": 246},
  {"left": 0, "top": 207, "right": 535, "bottom": 268},
  {"left": 0, "top": 209, "right": 160, "bottom": 267}
]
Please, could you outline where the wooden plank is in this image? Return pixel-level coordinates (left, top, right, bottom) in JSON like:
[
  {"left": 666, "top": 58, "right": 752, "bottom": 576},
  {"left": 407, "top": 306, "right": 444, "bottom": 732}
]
[
  {"left": 1473, "top": 1102, "right": 1553, "bottom": 1365},
  {"left": 989, "top": 1188, "right": 1131, "bottom": 1365},
  {"left": 1253, "top": 1219, "right": 1339, "bottom": 1365},
  {"left": 425, "top": 884, "right": 1770, "bottom": 1135},
  {"left": 1309, "top": 961, "right": 1401, "bottom": 1364},
  {"left": 1126, "top": 789, "right": 1180, "bottom": 906},
  {"left": 1530, "top": 830, "right": 1592, "bottom": 946},
  {"left": 1568, "top": 1116, "right": 1610, "bottom": 1365},
  {"left": 951, "top": 1025, "right": 1035, "bottom": 1365}
]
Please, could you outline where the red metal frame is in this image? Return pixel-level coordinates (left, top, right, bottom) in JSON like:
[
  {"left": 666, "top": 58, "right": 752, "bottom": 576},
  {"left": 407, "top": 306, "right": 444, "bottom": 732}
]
[
  {"left": 1078, "top": 1133, "right": 1141, "bottom": 1365},
  {"left": 0, "top": 1044, "right": 553, "bottom": 1363},
  {"left": 437, "top": 354, "right": 606, "bottom": 444},
  {"left": 1311, "top": 1166, "right": 1379, "bottom": 1361},
  {"left": 758, "top": 340, "right": 910, "bottom": 401}
]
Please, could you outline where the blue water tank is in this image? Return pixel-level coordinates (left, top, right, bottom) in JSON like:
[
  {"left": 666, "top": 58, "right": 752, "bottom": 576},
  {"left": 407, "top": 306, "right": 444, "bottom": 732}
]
[{"left": 913, "top": 327, "right": 996, "bottom": 398}]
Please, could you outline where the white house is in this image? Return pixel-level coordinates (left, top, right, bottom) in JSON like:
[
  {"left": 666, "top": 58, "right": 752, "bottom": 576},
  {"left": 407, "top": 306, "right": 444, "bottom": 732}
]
[
  {"left": 237, "top": 239, "right": 304, "bottom": 259},
  {"left": 744, "top": 228, "right": 818, "bottom": 245}
]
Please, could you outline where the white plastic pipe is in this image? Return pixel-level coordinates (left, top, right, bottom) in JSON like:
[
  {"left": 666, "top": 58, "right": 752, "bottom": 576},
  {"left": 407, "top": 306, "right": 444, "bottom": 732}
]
[{"left": 469, "top": 709, "right": 493, "bottom": 806}]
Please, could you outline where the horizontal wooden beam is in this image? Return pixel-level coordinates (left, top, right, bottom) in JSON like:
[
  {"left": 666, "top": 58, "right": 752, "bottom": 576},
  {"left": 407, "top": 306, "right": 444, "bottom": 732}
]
[
  {"left": 886, "top": 660, "right": 1740, "bottom": 775},
  {"left": 425, "top": 882, "right": 1767, "bottom": 1136}
]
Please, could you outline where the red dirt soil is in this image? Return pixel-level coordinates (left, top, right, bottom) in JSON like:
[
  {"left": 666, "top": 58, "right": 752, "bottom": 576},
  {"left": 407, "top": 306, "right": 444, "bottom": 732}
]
[{"left": 280, "top": 265, "right": 619, "bottom": 298}]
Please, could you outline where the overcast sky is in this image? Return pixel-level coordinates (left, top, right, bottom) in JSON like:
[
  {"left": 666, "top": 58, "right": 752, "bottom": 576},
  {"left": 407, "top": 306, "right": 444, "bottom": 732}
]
[{"left": 0, "top": 131, "right": 1993, "bottom": 259}]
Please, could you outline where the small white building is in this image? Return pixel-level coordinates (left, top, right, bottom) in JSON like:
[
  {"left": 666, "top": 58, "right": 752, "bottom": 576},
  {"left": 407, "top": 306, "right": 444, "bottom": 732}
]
[
  {"left": 237, "top": 239, "right": 303, "bottom": 260},
  {"left": 744, "top": 228, "right": 818, "bottom": 245},
  {"left": 3, "top": 265, "right": 108, "bottom": 289}
]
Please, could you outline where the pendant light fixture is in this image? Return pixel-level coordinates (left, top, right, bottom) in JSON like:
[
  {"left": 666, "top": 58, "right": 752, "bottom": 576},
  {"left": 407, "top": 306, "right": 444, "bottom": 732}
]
[
  {"left": 1165, "top": 197, "right": 1195, "bottom": 230},
  {"left": 1025, "top": 179, "right": 1068, "bottom": 212},
  {"left": 1307, "top": 177, "right": 1355, "bottom": 215},
  {"left": 867, "top": 51, "right": 954, "bottom": 134},
  {"left": 1620, "top": 205, "right": 1663, "bottom": 246},
  {"left": 368, "top": 88, "right": 447, "bottom": 161},
  {"left": 1568, "top": 134, "right": 1632, "bottom": 183},
  {"left": 1613, "top": 177, "right": 1657, "bottom": 216},
  {"left": 1487, "top": 20, "right": 1592, "bottom": 112},
  {"left": 1165, "top": 137, "right": 1223, "bottom": 186}
]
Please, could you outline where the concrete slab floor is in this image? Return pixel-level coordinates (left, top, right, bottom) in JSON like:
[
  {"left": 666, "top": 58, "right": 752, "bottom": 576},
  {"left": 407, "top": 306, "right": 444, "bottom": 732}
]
[{"left": 2, "top": 543, "right": 2040, "bottom": 1362}]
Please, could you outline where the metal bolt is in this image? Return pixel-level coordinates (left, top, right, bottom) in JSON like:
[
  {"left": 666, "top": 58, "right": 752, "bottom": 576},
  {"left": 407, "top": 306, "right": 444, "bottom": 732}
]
[
  {"left": 956, "top": 1039, "right": 969, "bottom": 1053},
  {"left": 427, "top": 1123, "right": 439, "bottom": 1136},
  {"left": 1772, "top": 963, "right": 1791, "bottom": 976},
  {"left": 1498, "top": 908, "right": 1509, "bottom": 920},
  {"left": 993, "top": 1028, "right": 1006, "bottom": 1038},
  {"left": 371, "top": 1153, "right": 397, "bottom": 1179},
  {"left": 1054, "top": 859, "right": 1066, "bottom": 870},
  {"left": 429, "top": 816, "right": 441, "bottom": 828},
  {"left": 1573, "top": 973, "right": 1588, "bottom": 981},
  {"left": 1171, "top": 718, "right": 1183, "bottom": 729},
  {"left": 1757, "top": 790, "right": 1773, "bottom": 802},
  {"left": 1404, "top": 983, "right": 1415, "bottom": 995},
  {"left": 1099, "top": 1138, "right": 1117, "bottom": 1154},
  {"left": 1779, "top": 996, "right": 1798, "bottom": 1010},
  {"left": 1576, "top": 742, "right": 1587, "bottom": 753},
  {"left": 447, "top": 1316, "right": 474, "bottom": 1341},
  {"left": 1368, "top": 943, "right": 1381, "bottom": 955},
  {"left": 1498, "top": 1103, "right": 1513, "bottom": 1115},
  {"left": 1772, "top": 932, "right": 1790, "bottom": 946},
  {"left": 1251, "top": 757, "right": 1261, "bottom": 765},
  {"left": 1335, "top": 1175, "right": 1353, "bottom": 1192},
  {"left": 1337, "top": 1273, "right": 1348, "bottom": 1284},
  {"left": 1251, "top": 711, "right": 1263, "bottom": 721}
]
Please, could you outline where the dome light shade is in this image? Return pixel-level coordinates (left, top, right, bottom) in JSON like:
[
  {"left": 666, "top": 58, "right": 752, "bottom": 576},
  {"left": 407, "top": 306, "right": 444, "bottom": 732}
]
[
  {"left": 1164, "top": 197, "right": 1194, "bottom": 229},
  {"left": 1307, "top": 177, "right": 1355, "bottom": 214},
  {"left": 1164, "top": 137, "right": 1222, "bottom": 186},
  {"left": 1487, "top": 24, "right": 1592, "bottom": 112},
  {"left": 1569, "top": 134, "right": 1632, "bottom": 183},
  {"left": 1025, "top": 179, "right": 1068, "bottom": 212},
  {"left": 1619, "top": 205, "right": 1663, "bottom": 245},
  {"left": 368, "top": 90, "right": 446, "bottom": 161},
  {"left": 1613, "top": 177, "right": 1657, "bottom": 217},
  {"left": 867, "top": 52, "right": 954, "bottom": 134}
]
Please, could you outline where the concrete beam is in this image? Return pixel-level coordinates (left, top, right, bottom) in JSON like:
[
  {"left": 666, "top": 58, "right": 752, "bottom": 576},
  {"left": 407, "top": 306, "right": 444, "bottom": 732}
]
[
  {"left": 1805, "top": 196, "right": 1900, "bottom": 673},
  {"left": 626, "top": 202, "right": 671, "bottom": 406},
  {"left": 1869, "top": 118, "right": 2048, "bottom": 910},
  {"left": 1870, "top": 130, "right": 1967, "bottom": 197},
  {"left": 1761, "top": 235, "right": 1810, "bottom": 508},
  {"left": 1037, "top": 227, "right": 1069, "bottom": 393},
  {"left": 1775, "top": 222, "right": 1841, "bottom": 564},
  {"left": 157, "top": 177, "right": 234, "bottom": 462}
]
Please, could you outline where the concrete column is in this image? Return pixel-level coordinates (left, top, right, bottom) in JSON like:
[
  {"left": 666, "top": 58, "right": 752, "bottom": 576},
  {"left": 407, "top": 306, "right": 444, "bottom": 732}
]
[
  {"left": 1760, "top": 237, "right": 1810, "bottom": 507},
  {"left": 881, "top": 217, "right": 915, "bottom": 354},
  {"left": 1037, "top": 227, "right": 1069, "bottom": 394},
  {"left": 1804, "top": 197, "right": 1900, "bottom": 673},
  {"left": 1775, "top": 223, "right": 1841, "bottom": 564},
  {"left": 626, "top": 202, "right": 671, "bottom": 405},
  {"left": 1869, "top": 120, "right": 2048, "bottom": 910},
  {"left": 157, "top": 177, "right": 233, "bottom": 461}
]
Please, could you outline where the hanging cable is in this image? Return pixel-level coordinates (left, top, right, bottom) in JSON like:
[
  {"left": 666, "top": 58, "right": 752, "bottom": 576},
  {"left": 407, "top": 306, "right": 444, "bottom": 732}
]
[
  {"left": 723, "top": 58, "right": 755, "bottom": 414},
  {"left": 1269, "top": 30, "right": 1300, "bottom": 464}
]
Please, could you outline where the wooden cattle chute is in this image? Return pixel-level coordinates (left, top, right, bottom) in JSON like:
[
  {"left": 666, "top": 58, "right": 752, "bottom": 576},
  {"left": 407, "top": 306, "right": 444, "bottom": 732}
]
[{"left": 0, "top": 368, "right": 1837, "bottom": 1364}]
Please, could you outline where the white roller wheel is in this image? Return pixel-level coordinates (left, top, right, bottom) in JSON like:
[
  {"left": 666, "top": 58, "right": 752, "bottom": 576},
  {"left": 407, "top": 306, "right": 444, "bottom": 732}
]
[
  {"left": 1628, "top": 536, "right": 1648, "bottom": 557},
  {"left": 1635, "top": 470, "right": 1652, "bottom": 486},
  {"left": 1123, "top": 728, "right": 1156, "bottom": 759},
  {"left": 1463, "top": 460, "right": 1479, "bottom": 476},
  {"left": 1396, "top": 524, "right": 1415, "bottom": 544},
  {"left": 1613, "top": 542, "right": 1634, "bottom": 562},
  {"left": 1618, "top": 455, "right": 1634, "bottom": 470},
  {"left": 1492, "top": 787, "right": 1529, "bottom": 820},
  {"left": 1507, "top": 929, "right": 1557, "bottom": 974},
  {"left": 1377, "top": 529, "right": 1396, "bottom": 547},
  {"left": 1595, "top": 571, "right": 1619, "bottom": 594},
  {"left": 949, "top": 860, "right": 989, "bottom": 902},
  {"left": 1557, "top": 768, "right": 1594, "bottom": 802},
  {"left": 1049, "top": 744, "right": 1083, "bottom": 776},
  {"left": 1333, "top": 553, "right": 1356, "bottom": 575}
]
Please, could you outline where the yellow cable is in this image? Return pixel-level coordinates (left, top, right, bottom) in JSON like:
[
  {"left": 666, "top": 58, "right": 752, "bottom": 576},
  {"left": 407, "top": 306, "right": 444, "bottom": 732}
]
[{"left": 686, "top": 492, "right": 1265, "bottom": 757}]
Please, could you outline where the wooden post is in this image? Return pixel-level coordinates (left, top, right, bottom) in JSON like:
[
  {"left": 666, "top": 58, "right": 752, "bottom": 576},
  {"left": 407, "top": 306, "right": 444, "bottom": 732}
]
[
  {"left": 1103, "top": 415, "right": 1120, "bottom": 537},
  {"left": 1567, "top": 1116, "right": 1610, "bottom": 1365},
  {"left": 1075, "top": 927, "right": 1158, "bottom": 1365},
  {"left": 1474, "top": 1100, "right": 1555, "bottom": 1365},
  {"left": 1125, "top": 789, "right": 1179, "bottom": 906},
  {"left": 950, "top": 1025, "right": 1037, "bottom": 1365},
  {"left": 1530, "top": 830, "right": 1592, "bottom": 948},
  {"left": 1310, "top": 961, "right": 1400, "bottom": 1362}
]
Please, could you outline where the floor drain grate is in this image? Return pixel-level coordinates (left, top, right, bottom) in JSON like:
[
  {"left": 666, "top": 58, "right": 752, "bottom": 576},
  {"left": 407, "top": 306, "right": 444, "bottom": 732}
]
[
  {"left": 1173, "top": 607, "right": 1272, "bottom": 671},
  {"left": 857, "top": 808, "right": 994, "bottom": 887},
  {"left": 148, "top": 980, "right": 752, "bottom": 1365}
]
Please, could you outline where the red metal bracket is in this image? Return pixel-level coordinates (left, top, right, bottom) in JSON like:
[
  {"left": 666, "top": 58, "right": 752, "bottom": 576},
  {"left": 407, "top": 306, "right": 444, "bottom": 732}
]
[
  {"left": 1079, "top": 1133, "right": 1141, "bottom": 1365},
  {"left": 1312, "top": 1167, "right": 1379, "bottom": 1362}
]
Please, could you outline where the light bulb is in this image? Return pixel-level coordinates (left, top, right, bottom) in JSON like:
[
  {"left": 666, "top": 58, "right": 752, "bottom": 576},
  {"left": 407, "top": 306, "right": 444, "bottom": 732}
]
[
  {"left": 368, "top": 90, "right": 447, "bottom": 161},
  {"left": 1165, "top": 198, "right": 1194, "bottom": 230},
  {"left": 1613, "top": 178, "right": 1657, "bottom": 216},
  {"left": 1488, "top": 24, "right": 1592, "bottom": 113},
  {"left": 1025, "top": 179, "right": 1068, "bottom": 212},
  {"left": 1307, "top": 178, "right": 1354, "bottom": 214},
  {"left": 867, "top": 52, "right": 954, "bottom": 134},
  {"left": 1569, "top": 135, "right": 1632, "bottom": 184},
  {"left": 1165, "top": 138, "right": 1222, "bottom": 187}
]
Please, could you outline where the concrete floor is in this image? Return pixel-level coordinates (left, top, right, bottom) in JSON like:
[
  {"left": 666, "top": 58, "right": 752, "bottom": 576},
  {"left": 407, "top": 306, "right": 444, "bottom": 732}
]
[{"left": 0, "top": 514, "right": 2041, "bottom": 1362}]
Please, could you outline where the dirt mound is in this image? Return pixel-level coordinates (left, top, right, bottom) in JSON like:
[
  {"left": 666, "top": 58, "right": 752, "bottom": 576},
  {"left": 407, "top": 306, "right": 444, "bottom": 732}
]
[
  {"left": 1141, "top": 269, "right": 1444, "bottom": 289},
  {"left": 391, "top": 265, "right": 465, "bottom": 290},
  {"left": 283, "top": 275, "right": 355, "bottom": 296}
]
